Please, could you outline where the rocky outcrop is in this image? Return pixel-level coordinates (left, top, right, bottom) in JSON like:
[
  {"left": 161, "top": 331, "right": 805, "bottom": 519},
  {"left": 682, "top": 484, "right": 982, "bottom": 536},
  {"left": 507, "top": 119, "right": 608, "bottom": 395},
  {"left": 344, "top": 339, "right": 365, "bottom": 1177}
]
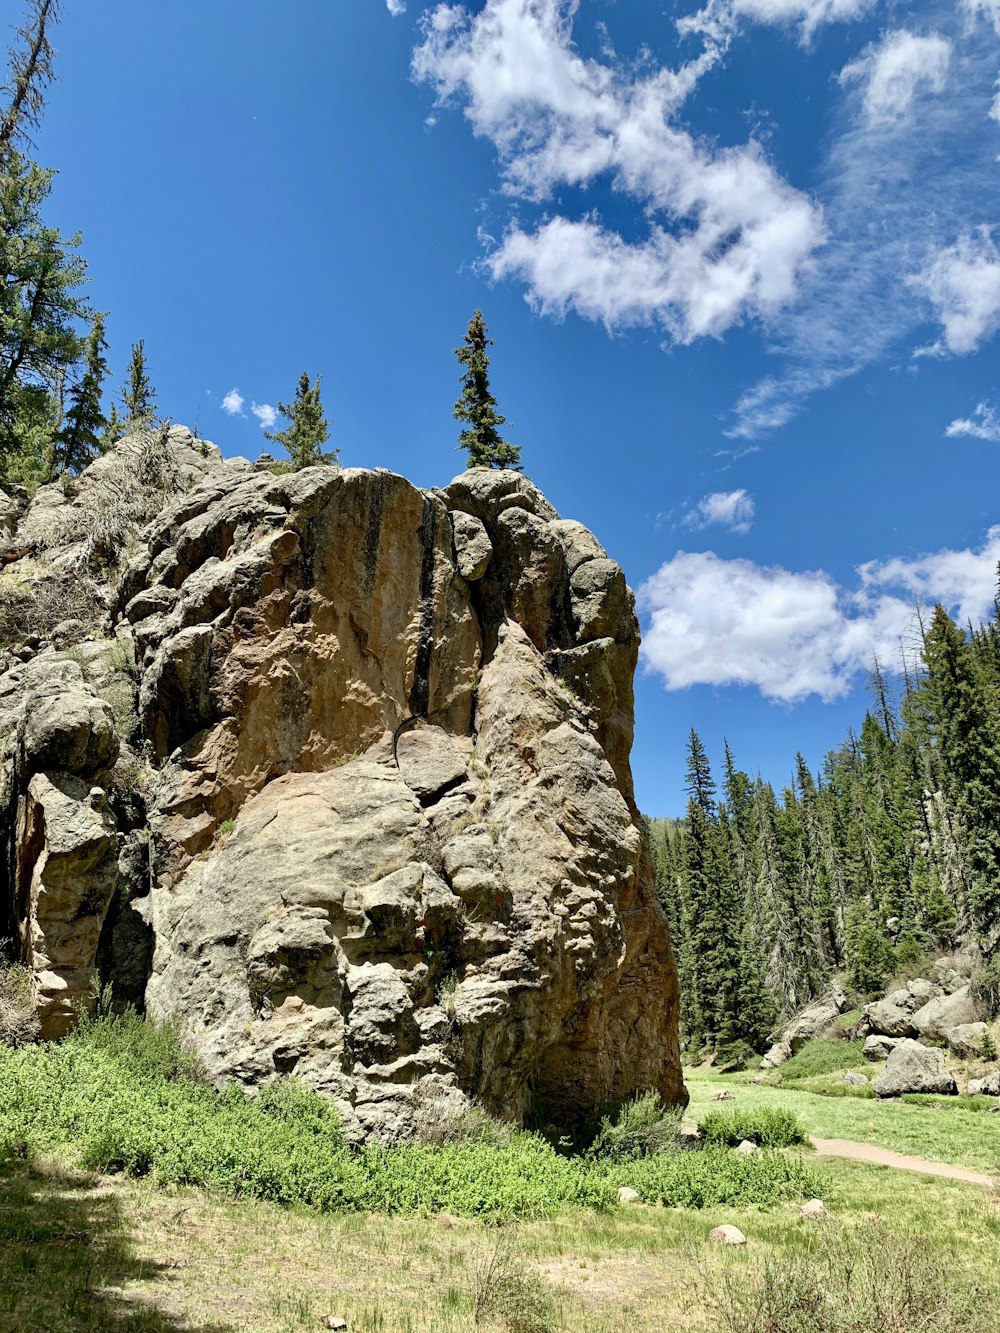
[
  {"left": 874, "top": 1039, "right": 957, "bottom": 1097},
  {"left": 0, "top": 437, "right": 684, "bottom": 1138}
]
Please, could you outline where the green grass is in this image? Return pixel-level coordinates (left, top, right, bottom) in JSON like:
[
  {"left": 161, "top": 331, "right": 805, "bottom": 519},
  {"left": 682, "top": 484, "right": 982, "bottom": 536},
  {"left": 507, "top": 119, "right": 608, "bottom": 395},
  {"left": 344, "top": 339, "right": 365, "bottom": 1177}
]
[
  {"left": 775, "top": 1037, "right": 867, "bottom": 1082},
  {"left": 686, "top": 1068, "right": 1000, "bottom": 1171}
]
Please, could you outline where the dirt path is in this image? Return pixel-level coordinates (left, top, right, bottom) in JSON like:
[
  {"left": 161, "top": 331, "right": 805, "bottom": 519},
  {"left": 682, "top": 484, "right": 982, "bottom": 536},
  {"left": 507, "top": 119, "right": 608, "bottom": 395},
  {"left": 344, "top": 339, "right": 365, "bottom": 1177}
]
[{"left": 812, "top": 1137, "right": 996, "bottom": 1187}]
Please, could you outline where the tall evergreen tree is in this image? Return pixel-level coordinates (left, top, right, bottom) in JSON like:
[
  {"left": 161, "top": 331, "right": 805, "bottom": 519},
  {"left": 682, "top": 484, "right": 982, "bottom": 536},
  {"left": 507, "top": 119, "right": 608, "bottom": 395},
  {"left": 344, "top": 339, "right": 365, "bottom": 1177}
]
[
  {"left": 453, "top": 310, "right": 521, "bottom": 471},
  {"left": 265, "top": 371, "right": 337, "bottom": 470},
  {"left": 923, "top": 604, "right": 1000, "bottom": 948},
  {"left": 54, "top": 311, "right": 107, "bottom": 473},
  {"left": 118, "top": 339, "right": 156, "bottom": 427}
]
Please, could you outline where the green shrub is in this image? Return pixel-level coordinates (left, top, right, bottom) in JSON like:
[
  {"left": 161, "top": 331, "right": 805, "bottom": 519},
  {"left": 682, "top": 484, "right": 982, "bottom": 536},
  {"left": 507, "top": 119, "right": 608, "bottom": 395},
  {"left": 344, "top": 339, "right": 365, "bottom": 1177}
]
[
  {"left": 610, "top": 1147, "right": 819, "bottom": 1209},
  {"left": 698, "top": 1107, "right": 808, "bottom": 1149},
  {"left": 0, "top": 1013, "right": 820, "bottom": 1221},
  {"left": 587, "top": 1090, "right": 681, "bottom": 1161}
]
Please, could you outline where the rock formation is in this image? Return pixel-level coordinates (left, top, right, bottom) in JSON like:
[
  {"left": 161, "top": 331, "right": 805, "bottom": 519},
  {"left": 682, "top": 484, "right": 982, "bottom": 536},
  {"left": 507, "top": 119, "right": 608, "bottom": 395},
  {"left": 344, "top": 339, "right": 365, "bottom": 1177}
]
[{"left": 0, "top": 428, "right": 684, "bottom": 1139}]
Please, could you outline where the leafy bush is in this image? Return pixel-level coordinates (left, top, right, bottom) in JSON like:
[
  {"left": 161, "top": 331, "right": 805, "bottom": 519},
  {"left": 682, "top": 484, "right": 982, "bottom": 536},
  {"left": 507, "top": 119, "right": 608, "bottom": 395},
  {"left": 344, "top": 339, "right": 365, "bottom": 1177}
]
[
  {"left": 698, "top": 1107, "right": 808, "bottom": 1149},
  {"left": 587, "top": 1090, "right": 681, "bottom": 1161},
  {"left": 0, "top": 959, "right": 38, "bottom": 1049},
  {"left": 610, "top": 1147, "right": 819, "bottom": 1209},
  {"left": 0, "top": 1013, "right": 820, "bottom": 1220}
]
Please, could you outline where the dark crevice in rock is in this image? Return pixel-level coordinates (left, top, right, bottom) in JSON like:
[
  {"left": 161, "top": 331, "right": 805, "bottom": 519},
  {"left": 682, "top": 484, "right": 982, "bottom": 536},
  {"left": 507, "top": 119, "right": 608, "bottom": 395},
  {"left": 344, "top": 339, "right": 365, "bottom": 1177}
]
[
  {"left": 360, "top": 480, "right": 385, "bottom": 601},
  {"left": 407, "top": 498, "right": 437, "bottom": 719}
]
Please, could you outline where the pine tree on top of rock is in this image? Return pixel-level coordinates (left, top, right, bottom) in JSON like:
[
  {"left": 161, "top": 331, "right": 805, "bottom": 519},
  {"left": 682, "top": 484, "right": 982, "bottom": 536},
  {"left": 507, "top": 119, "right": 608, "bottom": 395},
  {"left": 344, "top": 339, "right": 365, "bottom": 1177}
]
[
  {"left": 453, "top": 310, "right": 521, "bottom": 471},
  {"left": 265, "top": 371, "right": 339, "bottom": 470},
  {"left": 118, "top": 339, "right": 157, "bottom": 428}
]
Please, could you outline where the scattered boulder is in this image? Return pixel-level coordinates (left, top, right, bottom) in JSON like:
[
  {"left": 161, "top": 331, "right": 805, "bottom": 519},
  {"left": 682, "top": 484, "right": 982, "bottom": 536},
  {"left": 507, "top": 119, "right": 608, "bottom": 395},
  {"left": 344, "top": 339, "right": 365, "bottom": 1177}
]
[
  {"left": 617, "top": 1186, "right": 641, "bottom": 1205},
  {"left": 800, "top": 1199, "right": 828, "bottom": 1221},
  {"left": 760, "top": 1040, "right": 791, "bottom": 1069},
  {"left": 911, "top": 986, "right": 983, "bottom": 1042},
  {"left": 734, "top": 1140, "right": 757, "bottom": 1156},
  {"left": 863, "top": 1034, "right": 903, "bottom": 1061},
  {"left": 967, "top": 1072, "right": 1000, "bottom": 1097},
  {"left": 710, "top": 1225, "right": 746, "bottom": 1246},
  {"left": 712, "top": 1090, "right": 735, "bottom": 1101},
  {"left": 863, "top": 995, "right": 917, "bottom": 1038},
  {"left": 843, "top": 1071, "right": 869, "bottom": 1086},
  {"left": 948, "top": 1023, "right": 990, "bottom": 1059},
  {"left": 782, "top": 996, "right": 845, "bottom": 1051},
  {"left": 874, "top": 1039, "right": 958, "bottom": 1098}
]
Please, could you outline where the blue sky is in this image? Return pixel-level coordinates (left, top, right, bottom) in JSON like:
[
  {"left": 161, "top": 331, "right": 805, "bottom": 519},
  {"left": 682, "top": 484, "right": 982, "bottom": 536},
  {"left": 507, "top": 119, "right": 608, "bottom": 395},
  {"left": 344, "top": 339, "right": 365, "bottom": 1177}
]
[{"left": 26, "top": 0, "right": 1000, "bottom": 815}]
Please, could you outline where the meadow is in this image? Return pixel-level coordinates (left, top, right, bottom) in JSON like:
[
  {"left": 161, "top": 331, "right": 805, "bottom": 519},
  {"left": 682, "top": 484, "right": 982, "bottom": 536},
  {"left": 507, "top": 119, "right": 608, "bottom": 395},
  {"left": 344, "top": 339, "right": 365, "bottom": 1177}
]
[{"left": 1, "top": 1012, "right": 998, "bottom": 1332}]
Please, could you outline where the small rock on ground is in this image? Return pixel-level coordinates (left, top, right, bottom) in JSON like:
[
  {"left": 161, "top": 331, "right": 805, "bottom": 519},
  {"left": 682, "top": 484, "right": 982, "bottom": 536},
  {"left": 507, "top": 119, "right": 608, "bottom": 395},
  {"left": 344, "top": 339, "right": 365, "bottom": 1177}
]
[
  {"left": 321, "top": 1319, "right": 347, "bottom": 1331},
  {"left": 735, "top": 1140, "right": 758, "bottom": 1156},
  {"left": 712, "top": 1090, "right": 735, "bottom": 1101},
  {"left": 617, "top": 1186, "right": 641, "bottom": 1205},
  {"left": 710, "top": 1225, "right": 747, "bottom": 1246},
  {"left": 800, "top": 1199, "right": 828, "bottom": 1221}
]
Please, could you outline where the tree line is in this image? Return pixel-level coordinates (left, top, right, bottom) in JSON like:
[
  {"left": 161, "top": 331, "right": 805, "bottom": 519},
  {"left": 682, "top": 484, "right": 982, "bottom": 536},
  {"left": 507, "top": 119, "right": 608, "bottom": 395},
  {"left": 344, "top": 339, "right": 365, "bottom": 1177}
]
[
  {"left": 651, "top": 600, "right": 1000, "bottom": 1065},
  {"left": 0, "top": 3, "right": 521, "bottom": 490}
]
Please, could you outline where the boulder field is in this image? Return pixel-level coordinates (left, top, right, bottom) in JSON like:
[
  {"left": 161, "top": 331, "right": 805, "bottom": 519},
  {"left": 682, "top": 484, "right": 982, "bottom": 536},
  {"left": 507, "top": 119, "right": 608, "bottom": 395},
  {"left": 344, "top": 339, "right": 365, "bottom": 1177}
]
[{"left": 0, "top": 429, "right": 685, "bottom": 1139}]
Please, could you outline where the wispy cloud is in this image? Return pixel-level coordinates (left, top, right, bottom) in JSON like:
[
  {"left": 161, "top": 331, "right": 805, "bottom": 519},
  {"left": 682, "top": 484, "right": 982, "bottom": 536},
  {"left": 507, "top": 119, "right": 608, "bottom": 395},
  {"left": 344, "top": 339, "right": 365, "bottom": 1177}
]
[
  {"left": 728, "top": 4, "right": 1000, "bottom": 436},
  {"left": 682, "top": 489, "right": 755, "bottom": 533},
  {"left": 386, "top": 0, "right": 406, "bottom": 15},
  {"left": 679, "top": 0, "right": 874, "bottom": 46},
  {"left": 839, "top": 30, "right": 951, "bottom": 124},
  {"left": 638, "top": 527, "right": 1000, "bottom": 702},
  {"left": 221, "top": 387, "right": 245, "bottom": 416},
  {"left": 946, "top": 400, "right": 1000, "bottom": 440},
  {"left": 251, "top": 402, "right": 278, "bottom": 431}
]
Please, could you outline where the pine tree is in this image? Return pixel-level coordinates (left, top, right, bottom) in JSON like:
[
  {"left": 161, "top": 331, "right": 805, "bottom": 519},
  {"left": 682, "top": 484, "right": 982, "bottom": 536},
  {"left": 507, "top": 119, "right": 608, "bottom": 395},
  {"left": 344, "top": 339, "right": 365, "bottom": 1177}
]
[
  {"left": 54, "top": 311, "right": 107, "bottom": 473},
  {"left": 265, "top": 371, "right": 338, "bottom": 470},
  {"left": 923, "top": 604, "right": 1000, "bottom": 948},
  {"left": 453, "top": 310, "right": 521, "bottom": 471},
  {"left": 0, "top": 0, "right": 60, "bottom": 165},
  {"left": 118, "top": 340, "right": 156, "bottom": 427}
]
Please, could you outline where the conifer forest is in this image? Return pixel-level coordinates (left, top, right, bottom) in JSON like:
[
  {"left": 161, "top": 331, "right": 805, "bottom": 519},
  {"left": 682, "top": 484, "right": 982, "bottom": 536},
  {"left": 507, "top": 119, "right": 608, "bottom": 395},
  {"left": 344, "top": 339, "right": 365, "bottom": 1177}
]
[{"left": 650, "top": 600, "right": 1000, "bottom": 1063}]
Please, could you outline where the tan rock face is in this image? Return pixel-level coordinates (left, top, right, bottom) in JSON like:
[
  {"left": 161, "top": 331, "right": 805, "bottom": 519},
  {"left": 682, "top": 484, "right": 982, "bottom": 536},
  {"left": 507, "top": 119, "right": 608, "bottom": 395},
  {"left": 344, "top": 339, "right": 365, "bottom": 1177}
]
[{"left": 1, "top": 443, "right": 684, "bottom": 1137}]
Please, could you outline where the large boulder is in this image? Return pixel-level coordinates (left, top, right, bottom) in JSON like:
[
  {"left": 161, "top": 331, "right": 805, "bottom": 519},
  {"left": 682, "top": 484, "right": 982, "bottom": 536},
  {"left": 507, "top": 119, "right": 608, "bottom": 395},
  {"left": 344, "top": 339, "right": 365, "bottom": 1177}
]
[
  {"left": 910, "top": 986, "right": 983, "bottom": 1042},
  {"left": 782, "top": 996, "right": 845, "bottom": 1052},
  {"left": 0, "top": 446, "right": 684, "bottom": 1138},
  {"left": 967, "top": 1072, "right": 1000, "bottom": 1097},
  {"left": 948, "top": 1023, "right": 990, "bottom": 1058},
  {"left": 874, "top": 1039, "right": 958, "bottom": 1097}
]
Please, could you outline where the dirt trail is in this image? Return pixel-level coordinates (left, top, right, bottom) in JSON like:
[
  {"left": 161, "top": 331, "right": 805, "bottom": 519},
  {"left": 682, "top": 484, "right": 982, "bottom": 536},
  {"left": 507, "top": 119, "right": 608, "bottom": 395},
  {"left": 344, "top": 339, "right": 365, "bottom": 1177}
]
[{"left": 812, "top": 1137, "right": 996, "bottom": 1187}]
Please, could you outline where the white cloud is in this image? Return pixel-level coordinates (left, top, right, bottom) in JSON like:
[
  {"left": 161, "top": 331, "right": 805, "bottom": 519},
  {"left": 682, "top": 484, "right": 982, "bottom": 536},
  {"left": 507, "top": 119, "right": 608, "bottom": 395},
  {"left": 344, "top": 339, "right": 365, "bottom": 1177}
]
[
  {"left": 414, "top": 0, "right": 824, "bottom": 345},
  {"left": 963, "top": 0, "right": 1000, "bottom": 34},
  {"left": 386, "top": 0, "right": 406, "bottom": 14},
  {"left": 221, "top": 387, "right": 245, "bottom": 416},
  {"left": 729, "top": 2, "right": 1000, "bottom": 436},
  {"left": 682, "top": 489, "right": 755, "bottom": 533},
  {"left": 945, "top": 401, "right": 1000, "bottom": 440},
  {"left": 680, "top": 0, "right": 873, "bottom": 46},
  {"left": 912, "top": 227, "right": 1000, "bottom": 355},
  {"left": 638, "top": 528, "right": 1000, "bottom": 702},
  {"left": 839, "top": 30, "right": 951, "bottom": 124},
  {"left": 251, "top": 402, "right": 278, "bottom": 430}
]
